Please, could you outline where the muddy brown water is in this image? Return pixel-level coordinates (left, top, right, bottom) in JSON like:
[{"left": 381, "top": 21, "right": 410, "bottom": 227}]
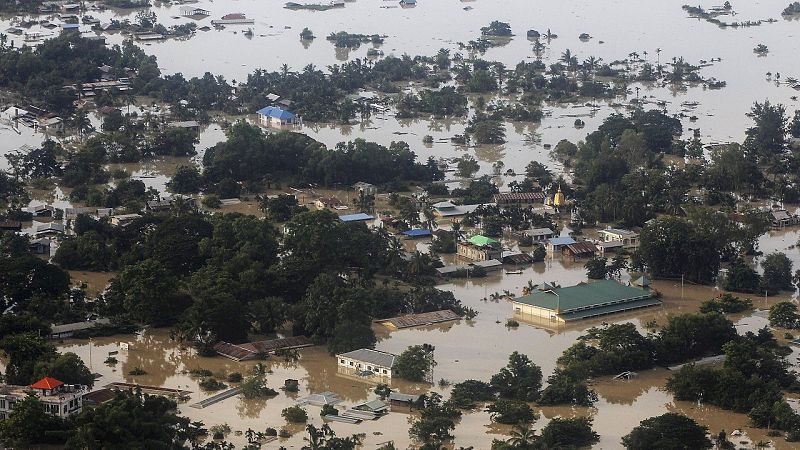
[{"left": 52, "top": 257, "right": 799, "bottom": 449}]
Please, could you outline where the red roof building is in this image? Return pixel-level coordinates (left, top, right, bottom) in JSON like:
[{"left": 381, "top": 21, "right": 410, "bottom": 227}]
[{"left": 31, "top": 376, "right": 64, "bottom": 391}]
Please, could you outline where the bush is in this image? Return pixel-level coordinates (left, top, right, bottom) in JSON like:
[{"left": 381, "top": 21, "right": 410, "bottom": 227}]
[
  {"left": 226, "top": 372, "right": 243, "bottom": 383},
  {"left": 202, "top": 195, "right": 222, "bottom": 209},
  {"left": 282, "top": 406, "right": 308, "bottom": 423},
  {"left": 699, "top": 294, "right": 752, "bottom": 314},
  {"left": 240, "top": 376, "right": 278, "bottom": 399},
  {"left": 485, "top": 399, "right": 535, "bottom": 424},
  {"left": 393, "top": 345, "right": 436, "bottom": 382},
  {"left": 189, "top": 368, "right": 213, "bottom": 377},
  {"left": 265, "top": 427, "right": 277, "bottom": 437},
  {"left": 321, "top": 404, "right": 338, "bottom": 416},
  {"left": 199, "top": 378, "right": 227, "bottom": 391},
  {"left": 128, "top": 367, "right": 147, "bottom": 375}
]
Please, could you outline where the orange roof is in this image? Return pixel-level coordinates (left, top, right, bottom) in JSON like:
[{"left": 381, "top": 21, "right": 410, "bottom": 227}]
[{"left": 31, "top": 377, "right": 64, "bottom": 390}]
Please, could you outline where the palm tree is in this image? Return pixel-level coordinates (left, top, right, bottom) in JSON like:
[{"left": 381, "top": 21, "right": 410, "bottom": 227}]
[
  {"left": 560, "top": 49, "right": 573, "bottom": 69},
  {"left": 507, "top": 423, "right": 536, "bottom": 447}
]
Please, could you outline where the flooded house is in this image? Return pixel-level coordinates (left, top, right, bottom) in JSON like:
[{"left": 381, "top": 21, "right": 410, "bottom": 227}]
[
  {"left": 431, "top": 201, "right": 491, "bottom": 218},
  {"left": 339, "top": 213, "right": 377, "bottom": 227},
  {"left": 518, "top": 227, "right": 554, "bottom": 243},
  {"left": 598, "top": 227, "right": 640, "bottom": 251},
  {"left": 110, "top": 214, "right": 141, "bottom": 227},
  {"left": 336, "top": 349, "right": 396, "bottom": 379},
  {"left": 28, "top": 205, "right": 55, "bottom": 218},
  {"left": 35, "top": 223, "right": 66, "bottom": 237},
  {"left": 511, "top": 279, "right": 660, "bottom": 323},
  {"left": 315, "top": 196, "right": 346, "bottom": 210},
  {"left": 50, "top": 318, "right": 111, "bottom": 340},
  {"left": 545, "top": 236, "right": 576, "bottom": 253},
  {"left": 256, "top": 106, "right": 298, "bottom": 127},
  {"left": 0, "top": 377, "right": 86, "bottom": 420},
  {"left": 457, "top": 235, "right": 502, "bottom": 261},
  {"left": 562, "top": 241, "right": 597, "bottom": 260},
  {"left": 493, "top": 192, "right": 546, "bottom": 209},
  {"left": 29, "top": 238, "right": 53, "bottom": 255},
  {"left": 771, "top": 209, "right": 799, "bottom": 228},
  {"left": 0, "top": 220, "right": 22, "bottom": 232}
]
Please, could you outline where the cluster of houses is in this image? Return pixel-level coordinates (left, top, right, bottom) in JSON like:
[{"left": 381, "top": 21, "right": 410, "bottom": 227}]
[{"left": 2, "top": 105, "right": 63, "bottom": 133}]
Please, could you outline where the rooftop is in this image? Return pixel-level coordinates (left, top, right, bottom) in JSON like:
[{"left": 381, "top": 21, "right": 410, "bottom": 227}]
[
  {"left": 339, "top": 213, "right": 375, "bottom": 222},
  {"left": 467, "top": 235, "right": 498, "bottom": 247},
  {"left": 547, "top": 236, "right": 576, "bottom": 246},
  {"left": 401, "top": 229, "right": 432, "bottom": 237},
  {"left": 600, "top": 228, "right": 638, "bottom": 237},
  {"left": 526, "top": 227, "right": 554, "bottom": 235},
  {"left": 256, "top": 106, "right": 295, "bottom": 120},
  {"left": 31, "top": 377, "right": 64, "bottom": 390},
  {"left": 513, "top": 279, "right": 654, "bottom": 314},
  {"left": 337, "top": 349, "right": 396, "bottom": 368}
]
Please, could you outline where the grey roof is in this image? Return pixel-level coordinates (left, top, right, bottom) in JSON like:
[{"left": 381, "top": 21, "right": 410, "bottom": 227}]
[
  {"left": 337, "top": 349, "right": 396, "bottom": 368},
  {"left": 51, "top": 319, "right": 110, "bottom": 335},
  {"left": 526, "top": 227, "right": 554, "bottom": 236},
  {"left": 472, "top": 259, "right": 503, "bottom": 269},
  {"left": 600, "top": 228, "right": 638, "bottom": 237},
  {"left": 389, "top": 392, "right": 421, "bottom": 402},
  {"left": 36, "top": 223, "right": 65, "bottom": 233},
  {"left": 772, "top": 210, "right": 792, "bottom": 221}
]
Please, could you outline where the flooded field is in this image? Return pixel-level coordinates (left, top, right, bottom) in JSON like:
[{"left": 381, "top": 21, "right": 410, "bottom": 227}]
[
  {"left": 4, "top": 1, "right": 800, "bottom": 201},
  {"left": 56, "top": 260, "right": 799, "bottom": 449}
]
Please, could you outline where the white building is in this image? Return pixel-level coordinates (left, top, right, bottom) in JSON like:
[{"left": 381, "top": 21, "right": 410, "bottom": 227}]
[
  {"left": 597, "top": 227, "right": 639, "bottom": 250},
  {"left": 336, "top": 349, "right": 396, "bottom": 379},
  {"left": 0, "top": 377, "right": 86, "bottom": 420}
]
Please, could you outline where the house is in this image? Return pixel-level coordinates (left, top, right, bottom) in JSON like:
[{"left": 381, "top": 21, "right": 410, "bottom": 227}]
[
  {"left": 457, "top": 235, "right": 502, "bottom": 261},
  {"left": 545, "top": 236, "right": 576, "bottom": 253},
  {"left": 180, "top": 6, "right": 210, "bottom": 17},
  {"left": 61, "top": 23, "right": 80, "bottom": 33},
  {"left": 30, "top": 238, "right": 52, "bottom": 255},
  {"left": 50, "top": 318, "right": 111, "bottom": 340},
  {"left": 502, "top": 251, "right": 533, "bottom": 265},
  {"left": 256, "top": 106, "right": 297, "bottom": 127},
  {"left": 168, "top": 120, "right": 201, "bottom": 131},
  {"left": 0, "top": 377, "right": 86, "bottom": 420},
  {"left": 28, "top": 205, "right": 55, "bottom": 218},
  {"left": 213, "top": 336, "right": 314, "bottom": 361},
  {"left": 432, "top": 201, "right": 492, "bottom": 218},
  {"left": 211, "top": 13, "right": 255, "bottom": 25},
  {"left": 520, "top": 227, "right": 554, "bottom": 243},
  {"left": 400, "top": 229, "right": 432, "bottom": 239},
  {"left": 512, "top": 279, "right": 661, "bottom": 323},
  {"left": 771, "top": 209, "right": 799, "bottom": 228},
  {"left": 353, "top": 182, "right": 377, "bottom": 197},
  {"left": 400, "top": 0, "right": 417, "bottom": 5},
  {"left": 339, "top": 213, "right": 375, "bottom": 224},
  {"left": 388, "top": 392, "right": 422, "bottom": 410},
  {"left": 36, "top": 223, "right": 66, "bottom": 236},
  {"left": 0, "top": 220, "right": 22, "bottom": 232},
  {"left": 598, "top": 227, "right": 639, "bottom": 250},
  {"left": 315, "top": 196, "right": 345, "bottom": 210},
  {"left": 65, "top": 207, "right": 96, "bottom": 219},
  {"left": 493, "top": 192, "right": 546, "bottom": 209},
  {"left": 563, "top": 241, "right": 597, "bottom": 260},
  {"left": 110, "top": 214, "right": 141, "bottom": 227},
  {"left": 336, "top": 349, "right": 396, "bottom": 379}
]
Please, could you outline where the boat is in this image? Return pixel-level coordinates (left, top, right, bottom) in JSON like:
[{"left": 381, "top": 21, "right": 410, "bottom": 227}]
[{"left": 505, "top": 270, "right": 523, "bottom": 275}]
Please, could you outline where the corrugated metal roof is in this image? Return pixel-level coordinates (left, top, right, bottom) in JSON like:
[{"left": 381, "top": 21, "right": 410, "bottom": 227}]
[
  {"left": 547, "top": 237, "right": 576, "bottom": 246},
  {"left": 339, "top": 213, "right": 374, "bottom": 222},
  {"left": 337, "top": 349, "right": 396, "bottom": 368},
  {"left": 513, "top": 280, "right": 653, "bottom": 313},
  {"left": 256, "top": 106, "right": 295, "bottom": 120}
]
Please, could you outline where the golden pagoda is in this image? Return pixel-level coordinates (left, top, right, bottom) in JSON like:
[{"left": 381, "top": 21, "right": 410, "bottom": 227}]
[{"left": 553, "top": 185, "right": 565, "bottom": 207}]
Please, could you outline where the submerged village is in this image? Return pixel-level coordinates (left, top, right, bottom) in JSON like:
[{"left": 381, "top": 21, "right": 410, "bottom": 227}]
[{"left": 1, "top": 0, "right": 800, "bottom": 449}]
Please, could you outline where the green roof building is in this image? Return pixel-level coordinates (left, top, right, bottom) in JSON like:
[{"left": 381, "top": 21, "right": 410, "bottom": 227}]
[
  {"left": 512, "top": 279, "right": 660, "bottom": 323},
  {"left": 458, "top": 234, "right": 502, "bottom": 261}
]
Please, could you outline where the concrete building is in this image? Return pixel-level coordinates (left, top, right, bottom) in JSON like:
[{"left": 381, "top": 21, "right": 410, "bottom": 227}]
[
  {"left": 512, "top": 279, "right": 660, "bottom": 323},
  {"left": 0, "top": 377, "right": 86, "bottom": 420},
  {"left": 256, "top": 106, "right": 297, "bottom": 127},
  {"left": 457, "top": 235, "right": 502, "bottom": 261},
  {"left": 598, "top": 227, "right": 639, "bottom": 250},
  {"left": 336, "top": 349, "right": 396, "bottom": 379},
  {"left": 353, "top": 182, "right": 377, "bottom": 197}
]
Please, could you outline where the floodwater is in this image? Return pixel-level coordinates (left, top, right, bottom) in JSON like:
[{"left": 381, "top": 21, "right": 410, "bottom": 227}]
[
  {"left": 4, "top": 0, "right": 800, "bottom": 199},
  {"left": 56, "top": 252, "right": 800, "bottom": 449}
]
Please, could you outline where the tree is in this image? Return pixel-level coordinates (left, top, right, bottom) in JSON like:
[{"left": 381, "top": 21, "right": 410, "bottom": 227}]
[
  {"left": 490, "top": 352, "right": 543, "bottom": 402},
  {"left": 538, "top": 369, "right": 597, "bottom": 406},
  {"left": 745, "top": 100, "right": 787, "bottom": 161},
  {"left": 393, "top": 345, "right": 436, "bottom": 382},
  {"left": 167, "top": 165, "right": 202, "bottom": 194},
  {"left": 768, "top": 302, "right": 800, "bottom": 329},
  {"left": 486, "top": 400, "right": 536, "bottom": 425},
  {"left": 282, "top": 405, "right": 308, "bottom": 423},
  {"left": 104, "top": 259, "right": 189, "bottom": 326},
  {"left": 33, "top": 352, "right": 94, "bottom": 388},
  {"left": 456, "top": 155, "right": 480, "bottom": 178},
  {"left": 723, "top": 257, "right": 762, "bottom": 293},
  {"left": 584, "top": 256, "right": 608, "bottom": 279},
  {"left": 0, "top": 333, "right": 56, "bottom": 385},
  {"left": 538, "top": 417, "right": 599, "bottom": 449},
  {"left": 761, "top": 252, "right": 793, "bottom": 293},
  {"left": 471, "top": 120, "right": 506, "bottom": 144},
  {"left": 448, "top": 379, "right": 496, "bottom": 409},
  {"left": 621, "top": 413, "right": 712, "bottom": 450},
  {"left": 0, "top": 394, "right": 67, "bottom": 447}
]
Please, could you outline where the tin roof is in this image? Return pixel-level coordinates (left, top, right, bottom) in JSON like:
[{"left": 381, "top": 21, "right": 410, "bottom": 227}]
[{"left": 337, "top": 349, "right": 396, "bottom": 368}]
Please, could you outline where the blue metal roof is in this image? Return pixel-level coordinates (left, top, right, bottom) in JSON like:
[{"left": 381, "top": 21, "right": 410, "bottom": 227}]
[
  {"left": 62, "top": 23, "right": 80, "bottom": 29},
  {"left": 339, "top": 213, "right": 375, "bottom": 222},
  {"left": 548, "top": 237, "right": 577, "bottom": 246},
  {"left": 256, "top": 106, "right": 295, "bottom": 120},
  {"left": 401, "top": 229, "right": 432, "bottom": 237}
]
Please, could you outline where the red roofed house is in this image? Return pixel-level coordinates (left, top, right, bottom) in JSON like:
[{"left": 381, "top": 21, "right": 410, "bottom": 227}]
[{"left": 0, "top": 376, "right": 86, "bottom": 420}]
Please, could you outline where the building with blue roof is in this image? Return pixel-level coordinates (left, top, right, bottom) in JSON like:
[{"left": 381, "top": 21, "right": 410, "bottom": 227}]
[
  {"left": 400, "top": 229, "right": 432, "bottom": 238},
  {"left": 339, "top": 213, "right": 375, "bottom": 223},
  {"left": 256, "top": 106, "right": 297, "bottom": 127},
  {"left": 545, "top": 236, "right": 576, "bottom": 253}
]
